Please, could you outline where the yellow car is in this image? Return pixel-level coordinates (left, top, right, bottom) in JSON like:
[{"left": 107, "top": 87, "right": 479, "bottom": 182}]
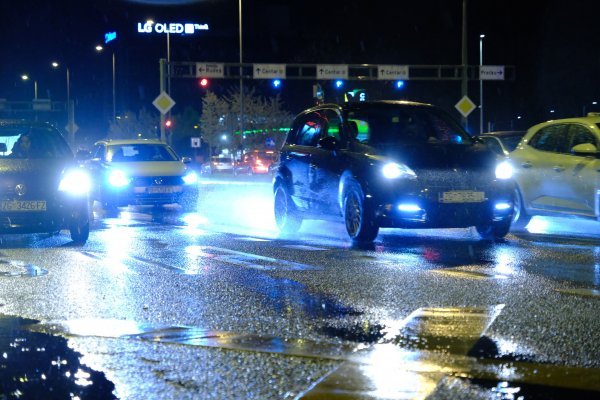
[
  {"left": 509, "top": 113, "right": 600, "bottom": 229},
  {"left": 85, "top": 139, "right": 199, "bottom": 212}
]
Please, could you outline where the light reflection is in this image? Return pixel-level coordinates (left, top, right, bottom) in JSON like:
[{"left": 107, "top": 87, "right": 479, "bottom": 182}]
[
  {"left": 493, "top": 247, "right": 517, "bottom": 276},
  {"left": 526, "top": 217, "right": 550, "bottom": 233}
]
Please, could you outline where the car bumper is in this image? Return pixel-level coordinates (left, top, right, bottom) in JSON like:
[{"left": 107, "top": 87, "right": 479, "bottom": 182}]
[
  {"left": 0, "top": 195, "right": 88, "bottom": 234},
  {"left": 101, "top": 185, "right": 196, "bottom": 206},
  {"left": 371, "top": 182, "right": 514, "bottom": 228}
]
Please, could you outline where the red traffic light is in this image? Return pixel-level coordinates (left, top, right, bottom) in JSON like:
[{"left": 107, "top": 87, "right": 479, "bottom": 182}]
[
  {"left": 165, "top": 119, "right": 172, "bottom": 128},
  {"left": 199, "top": 78, "right": 209, "bottom": 87}
]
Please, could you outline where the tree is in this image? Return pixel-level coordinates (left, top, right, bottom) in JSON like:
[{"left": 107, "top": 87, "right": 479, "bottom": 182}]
[
  {"left": 107, "top": 107, "right": 158, "bottom": 139},
  {"left": 200, "top": 87, "right": 293, "bottom": 155}
]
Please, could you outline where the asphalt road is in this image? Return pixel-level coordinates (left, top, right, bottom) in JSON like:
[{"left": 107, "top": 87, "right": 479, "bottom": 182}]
[{"left": 0, "top": 174, "right": 599, "bottom": 399}]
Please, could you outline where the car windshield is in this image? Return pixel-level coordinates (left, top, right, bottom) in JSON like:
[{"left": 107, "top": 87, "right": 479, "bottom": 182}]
[
  {"left": 501, "top": 135, "right": 525, "bottom": 152},
  {"left": 0, "top": 124, "right": 72, "bottom": 159},
  {"left": 346, "top": 105, "right": 472, "bottom": 146},
  {"left": 107, "top": 144, "right": 177, "bottom": 162}
]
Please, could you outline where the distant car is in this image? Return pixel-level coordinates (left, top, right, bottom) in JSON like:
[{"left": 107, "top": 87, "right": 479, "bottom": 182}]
[
  {"left": 203, "top": 155, "right": 235, "bottom": 174},
  {"left": 509, "top": 113, "right": 600, "bottom": 230},
  {"left": 86, "top": 139, "right": 199, "bottom": 211},
  {"left": 235, "top": 150, "right": 277, "bottom": 175},
  {"left": 0, "top": 120, "right": 91, "bottom": 243},
  {"left": 273, "top": 100, "right": 515, "bottom": 242},
  {"left": 479, "top": 130, "right": 526, "bottom": 157}
]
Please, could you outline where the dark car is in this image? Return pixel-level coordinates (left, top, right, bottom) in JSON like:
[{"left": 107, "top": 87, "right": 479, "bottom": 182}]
[
  {"left": 479, "top": 130, "right": 527, "bottom": 157},
  {"left": 273, "top": 101, "right": 515, "bottom": 242},
  {"left": 0, "top": 120, "right": 91, "bottom": 243},
  {"left": 85, "top": 139, "right": 199, "bottom": 211}
]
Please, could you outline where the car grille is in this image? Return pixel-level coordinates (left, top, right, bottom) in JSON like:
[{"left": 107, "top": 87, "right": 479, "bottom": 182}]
[
  {"left": 131, "top": 176, "right": 183, "bottom": 186},
  {"left": 416, "top": 169, "right": 492, "bottom": 191}
]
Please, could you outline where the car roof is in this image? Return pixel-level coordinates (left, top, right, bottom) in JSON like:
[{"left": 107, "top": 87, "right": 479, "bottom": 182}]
[
  {"left": 94, "top": 139, "right": 168, "bottom": 146},
  {"left": 297, "top": 100, "right": 434, "bottom": 117},
  {"left": 528, "top": 114, "right": 600, "bottom": 132}
]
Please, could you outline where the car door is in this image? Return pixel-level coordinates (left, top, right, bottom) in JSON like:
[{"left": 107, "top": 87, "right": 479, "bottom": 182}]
[
  {"left": 308, "top": 108, "right": 347, "bottom": 214},
  {"left": 280, "top": 112, "right": 324, "bottom": 210},
  {"left": 511, "top": 124, "right": 569, "bottom": 212},
  {"left": 553, "top": 124, "right": 600, "bottom": 216}
]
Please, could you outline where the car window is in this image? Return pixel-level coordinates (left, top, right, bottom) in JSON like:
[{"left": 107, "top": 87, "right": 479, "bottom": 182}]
[
  {"left": 0, "top": 124, "right": 72, "bottom": 159},
  {"left": 345, "top": 106, "right": 469, "bottom": 146},
  {"left": 480, "top": 136, "right": 504, "bottom": 156},
  {"left": 108, "top": 144, "right": 177, "bottom": 162},
  {"left": 502, "top": 135, "right": 525, "bottom": 152},
  {"left": 567, "top": 124, "right": 597, "bottom": 150},
  {"left": 528, "top": 124, "right": 569, "bottom": 153},
  {"left": 295, "top": 112, "right": 325, "bottom": 147},
  {"left": 323, "top": 109, "right": 342, "bottom": 140}
]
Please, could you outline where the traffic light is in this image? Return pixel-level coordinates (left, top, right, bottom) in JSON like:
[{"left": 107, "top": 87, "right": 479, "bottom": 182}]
[
  {"left": 199, "top": 78, "right": 209, "bottom": 88},
  {"left": 165, "top": 119, "right": 172, "bottom": 128},
  {"left": 334, "top": 80, "right": 344, "bottom": 89},
  {"left": 272, "top": 79, "right": 282, "bottom": 89},
  {"left": 395, "top": 80, "right": 405, "bottom": 89}
]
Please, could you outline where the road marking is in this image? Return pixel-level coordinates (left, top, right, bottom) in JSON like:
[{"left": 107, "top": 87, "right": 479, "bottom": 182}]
[
  {"left": 555, "top": 288, "right": 600, "bottom": 299},
  {"left": 431, "top": 268, "right": 509, "bottom": 280}
]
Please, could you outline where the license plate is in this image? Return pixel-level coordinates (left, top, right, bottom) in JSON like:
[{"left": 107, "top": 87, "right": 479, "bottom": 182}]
[
  {"left": 147, "top": 186, "right": 180, "bottom": 194},
  {"left": 439, "top": 191, "right": 486, "bottom": 203},
  {"left": 0, "top": 200, "right": 47, "bottom": 211}
]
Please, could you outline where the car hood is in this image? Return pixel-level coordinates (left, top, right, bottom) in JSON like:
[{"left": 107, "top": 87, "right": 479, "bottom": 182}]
[
  {"left": 0, "top": 159, "right": 72, "bottom": 194},
  {"left": 368, "top": 142, "right": 496, "bottom": 171},
  {"left": 106, "top": 161, "right": 187, "bottom": 176}
]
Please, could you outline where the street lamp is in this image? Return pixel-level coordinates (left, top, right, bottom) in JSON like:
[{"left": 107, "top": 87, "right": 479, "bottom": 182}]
[
  {"left": 479, "top": 34, "right": 485, "bottom": 135},
  {"left": 21, "top": 74, "right": 38, "bottom": 100},
  {"left": 95, "top": 44, "right": 116, "bottom": 122}
]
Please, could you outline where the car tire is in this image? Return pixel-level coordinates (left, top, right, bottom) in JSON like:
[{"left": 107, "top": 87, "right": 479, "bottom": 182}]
[
  {"left": 274, "top": 184, "right": 302, "bottom": 234},
  {"left": 476, "top": 219, "right": 511, "bottom": 241},
  {"left": 511, "top": 187, "right": 531, "bottom": 231},
  {"left": 70, "top": 220, "right": 90, "bottom": 244},
  {"left": 343, "top": 181, "right": 379, "bottom": 243}
]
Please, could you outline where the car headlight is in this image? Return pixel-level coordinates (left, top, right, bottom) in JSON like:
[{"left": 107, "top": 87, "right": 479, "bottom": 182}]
[
  {"left": 182, "top": 170, "right": 198, "bottom": 185},
  {"left": 108, "top": 170, "right": 130, "bottom": 187},
  {"left": 382, "top": 162, "right": 416, "bottom": 179},
  {"left": 495, "top": 160, "right": 514, "bottom": 180},
  {"left": 59, "top": 169, "right": 91, "bottom": 195}
]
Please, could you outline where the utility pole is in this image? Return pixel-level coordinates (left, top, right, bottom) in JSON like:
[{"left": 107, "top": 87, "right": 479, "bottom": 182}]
[{"left": 461, "top": 0, "right": 468, "bottom": 130}]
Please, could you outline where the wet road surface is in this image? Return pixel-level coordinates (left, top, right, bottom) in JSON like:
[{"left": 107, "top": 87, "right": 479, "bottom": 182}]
[{"left": 0, "top": 174, "right": 599, "bottom": 399}]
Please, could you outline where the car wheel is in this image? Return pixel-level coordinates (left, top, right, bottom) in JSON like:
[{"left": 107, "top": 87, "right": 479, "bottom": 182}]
[
  {"left": 343, "top": 181, "right": 379, "bottom": 243},
  {"left": 511, "top": 187, "right": 531, "bottom": 230},
  {"left": 69, "top": 220, "right": 90, "bottom": 244},
  {"left": 274, "top": 184, "right": 302, "bottom": 234},
  {"left": 476, "top": 219, "right": 511, "bottom": 241}
]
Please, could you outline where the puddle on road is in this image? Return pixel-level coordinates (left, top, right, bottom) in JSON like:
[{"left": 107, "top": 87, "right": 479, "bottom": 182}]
[
  {"left": 0, "top": 315, "right": 116, "bottom": 398},
  {"left": 0, "top": 259, "right": 48, "bottom": 277}
]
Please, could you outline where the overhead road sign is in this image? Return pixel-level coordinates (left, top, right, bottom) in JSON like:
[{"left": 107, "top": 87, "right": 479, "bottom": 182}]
[
  {"left": 196, "top": 63, "right": 224, "bottom": 78},
  {"left": 253, "top": 64, "right": 286, "bottom": 79},
  {"left": 378, "top": 65, "right": 409, "bottom": 80},
  {"left": 153, "top": 91, "right": 176, "bottom": 115},
  {"left": 480, "top": 65, "right": 505, "bottom": 80},
  {"left": 317, "top": 64, "right": 348, "bottom": 80},
  {"left": 166, "top": 62, "right": 515, "bottom": 81}
]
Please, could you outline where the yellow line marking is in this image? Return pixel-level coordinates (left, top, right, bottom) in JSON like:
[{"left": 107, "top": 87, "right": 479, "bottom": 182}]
[
  {"left": 431, "top": 269, "right": 508, "bottom": 280},
  {"left": 556, "top": 288, "right": 600, "bottom": 299}
]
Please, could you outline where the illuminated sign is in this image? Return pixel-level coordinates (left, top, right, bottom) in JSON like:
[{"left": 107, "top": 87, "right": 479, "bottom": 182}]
[
  {"left": 137, "top": 22, "right": 209, "bottom": 35},
  {"left": 317, "top": 64, "right": 348, "bottom": 80},
  {"left": 104, "top": 31, "right": 117, "bottom": 44},
  {"left": 253, "top": 64, "right": 286, "bottom": 79},
  {"left": 378, "top": 65, "right": 409, "bottom": 80}
]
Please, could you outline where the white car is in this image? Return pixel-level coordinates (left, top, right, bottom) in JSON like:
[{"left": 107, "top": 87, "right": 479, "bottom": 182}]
[{"left": 509, "top": 113, "right": 600, "bottom": 229}]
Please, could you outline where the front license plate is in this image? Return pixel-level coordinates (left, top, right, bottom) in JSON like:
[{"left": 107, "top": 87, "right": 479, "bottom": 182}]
[
  {"left": 0, "top": 200, "right": 47, "bottom": 212},
  {"left": 147, "top": 186, "right": 180, "bottom": 194},
  {"left": 439, "top": 191, "right": 486, "bottom": 203}
]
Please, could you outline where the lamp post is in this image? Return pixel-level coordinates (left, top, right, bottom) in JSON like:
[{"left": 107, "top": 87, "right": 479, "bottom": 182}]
[
  {"left": 479, "top": 34, "right": 485, "bottom": 135},
  {"left": 95, "top": 45, "right": 116, "bottom": 122},
  {"left": 52, "top": 61, "right": 75, "bottom": 145},
  {"left": 239, "top": 0, "right": 244, "bottom": 142},
  {"left": 21, "top": 74, "right": 37, "bottom": 100},
  {"left": 51, "top": 61, "right": 70, "bottom": 110}
]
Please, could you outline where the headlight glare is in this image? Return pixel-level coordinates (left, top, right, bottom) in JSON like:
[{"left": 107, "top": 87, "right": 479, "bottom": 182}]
[
  {"left": 382, "top": 162, "right": 416, "bottom": 179},
  {"left": 108, "top": 170, "right": 130, "bottom": 187},
  {"left": 495, "top": 161, "right": 514, "bottom": 180},
  {"left": 182, "top": 170, "right": 198, "bottom": 185},
  {"left": 59, "top": 169, "right": 91, "bottom": 195}
]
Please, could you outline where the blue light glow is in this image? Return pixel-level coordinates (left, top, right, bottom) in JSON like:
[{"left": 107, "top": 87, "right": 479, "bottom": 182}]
[
  {"left": 395, "top": 80, "right": 405, "bottom": 89},
  {"left": 335, "top": 80, "right": 344, "bottom": 89},
  {"left": 398, "top": 204, "right": 421, "bottom": 212},
  {"left": 272, "top": 79, "right": 282, "bottom": 88},
  {"left": 182, "top": 171, "right": 198, "bottom": 185},
  {"left": 494, "top": 202, "right": 512, "bottom": 211},
  {"left": 108, "top": 170, "right": 130, "bottom": 187}
]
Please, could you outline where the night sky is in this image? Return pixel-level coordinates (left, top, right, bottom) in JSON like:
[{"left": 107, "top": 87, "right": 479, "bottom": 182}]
[{"left": 0, "top": 0, "right": 599, "bottom": 143}]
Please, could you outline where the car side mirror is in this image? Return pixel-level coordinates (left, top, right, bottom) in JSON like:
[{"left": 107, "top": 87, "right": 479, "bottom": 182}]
[
  {"left": 181, "top": 156, "right": 192, "bottom": 164},
  {"left": 317, "top": 136, "right": 338, "bottom": 151},
  {"left": 571, "top": 143, "right": 599, "bottom": 156}
]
